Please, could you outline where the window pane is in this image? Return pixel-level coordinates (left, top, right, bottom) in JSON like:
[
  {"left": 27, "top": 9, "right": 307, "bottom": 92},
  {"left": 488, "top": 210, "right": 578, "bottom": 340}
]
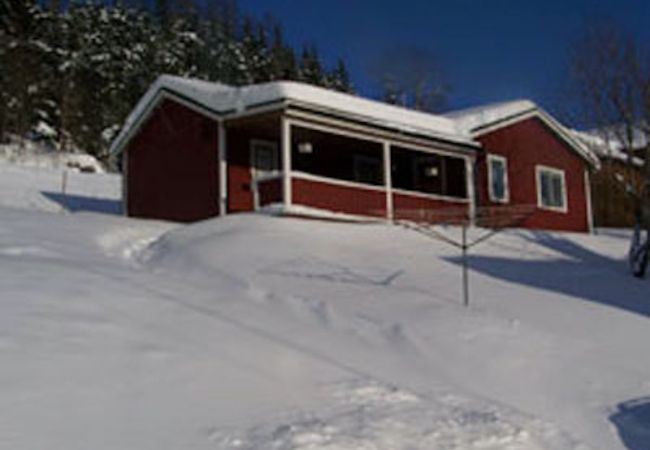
[
  {"left": 256, "top": 148, "right": 275, "bottom": 171},
  {"left": 291, "top": 125, "right": 383, "bottom": 186},
  {"left": 391, "top": 146, "right": 467, "bottom": 199},
  {"left": 354, "top": 157, "right": 382, "bottom": 185},
  {"left": 551, "top": 175, "right": 563, "bottom": 206},
  {"left": 490, "top": 159, "right": 505, "bottom": 200},
  {"left": 539, "top": 170, "right": 565, "bottom": 209},
  {"left": 540, "top": 173, "right": 551, "bottom": 206}
]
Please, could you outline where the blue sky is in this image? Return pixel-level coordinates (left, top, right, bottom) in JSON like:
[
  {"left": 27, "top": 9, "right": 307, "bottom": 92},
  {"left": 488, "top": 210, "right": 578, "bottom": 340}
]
[{"left": 238, "top": 0, "right": 650, "bottom": 117}]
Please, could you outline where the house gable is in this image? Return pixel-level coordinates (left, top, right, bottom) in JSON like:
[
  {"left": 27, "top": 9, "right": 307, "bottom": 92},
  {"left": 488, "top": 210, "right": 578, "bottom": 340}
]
[
  {"left": 445, "top": 100, "right": 599, "bottom": 169},
  {"left": 125, "top": 98, "right": 220, "bottom": 222},
  {"left": 476, "top": 116, "right": 590, "bottom": 232}
]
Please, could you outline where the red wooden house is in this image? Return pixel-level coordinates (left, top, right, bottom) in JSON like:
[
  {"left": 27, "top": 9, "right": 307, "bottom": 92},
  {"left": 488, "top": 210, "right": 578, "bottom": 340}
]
[
  {"left": 110, "top": 75, "right": 478, "bottom": 223},
  {"left": 110, "top": 76, "right": 598, "bottom": 232},
  {"left": 445, "top": 100, "right": 600, "bottom": 232}
]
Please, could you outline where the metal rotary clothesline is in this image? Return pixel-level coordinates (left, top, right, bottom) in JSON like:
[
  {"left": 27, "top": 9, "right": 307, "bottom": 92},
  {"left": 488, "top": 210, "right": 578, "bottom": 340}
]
[{"left": 395, "top": 204, "right": 537, "bottom": 307}]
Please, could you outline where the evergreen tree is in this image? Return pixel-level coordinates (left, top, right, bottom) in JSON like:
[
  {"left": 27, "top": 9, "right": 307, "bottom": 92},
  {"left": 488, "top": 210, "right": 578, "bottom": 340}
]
[
  {"left": 298, "top": 46, "right": 323, "bottom": 85},
  {"left": 268, "top": 23, "right": 296, "bottom": 80},
  {"left": 239, "top": 16, "right": 268, "bottom": 83},
  {"left": 328, "top": 58, "right": 352, "bottom": 93},
  {"left": 0, "top": 0, "right": 353, "bottom": 162},
  {"left": 0, "top": 0, "right": 51, "bottom": 144}
]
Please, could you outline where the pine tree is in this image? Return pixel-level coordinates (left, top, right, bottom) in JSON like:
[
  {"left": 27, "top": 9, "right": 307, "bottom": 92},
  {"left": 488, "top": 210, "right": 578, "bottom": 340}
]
[
  {"left": 0, "top": 0, "right": 353, "bottom": 162},
  {"left": 1, "top": 0, "right": 52, "bottom": 145},
  {"left": 268, "top": 23, "right": 297, "bottom": 81},
  {"left": 328, "top": 58, "right": 352, "bottom": 93},
  {"left": 298, "top": 46, "right": 324, "bottom": 85}
]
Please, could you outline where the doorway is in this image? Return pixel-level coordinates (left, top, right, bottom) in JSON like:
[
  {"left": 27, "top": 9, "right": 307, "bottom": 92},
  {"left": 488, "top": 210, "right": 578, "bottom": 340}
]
[{"left": 250, "top": 140, "right": 280, "bottom": 209}]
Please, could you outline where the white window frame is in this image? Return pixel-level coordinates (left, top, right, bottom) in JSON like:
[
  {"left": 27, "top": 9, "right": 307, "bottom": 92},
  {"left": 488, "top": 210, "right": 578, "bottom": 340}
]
[
  {"left": 535, "top": 165, "right": 568, "bottom": 213},
  {"left": 486, "top": 153, "right": 509, "bottom": 203},
  {"left": 249, "top": 139, "right": 280, "bottom": 210},
  {"left": 250, "top": 139, "right": 280, "bottom": 181}
]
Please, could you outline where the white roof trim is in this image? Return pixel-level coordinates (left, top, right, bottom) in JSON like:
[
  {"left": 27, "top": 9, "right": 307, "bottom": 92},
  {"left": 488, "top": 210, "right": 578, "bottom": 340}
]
[{"left": 110, "top": 75, "right": 477, "bottom": 155}]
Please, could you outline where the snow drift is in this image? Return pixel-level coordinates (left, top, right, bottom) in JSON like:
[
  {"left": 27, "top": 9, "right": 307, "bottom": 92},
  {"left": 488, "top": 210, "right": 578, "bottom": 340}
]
[{"left": 0, "top": 165, "right": 648, "bottom": 450}]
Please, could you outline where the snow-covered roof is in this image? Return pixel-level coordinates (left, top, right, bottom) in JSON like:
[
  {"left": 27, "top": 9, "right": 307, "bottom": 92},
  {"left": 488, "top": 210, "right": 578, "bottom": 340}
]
[
  {"left": 110, "top": 75, "right": 476, "bottom": 155},
  {"left": 444, "top": 100, "right": 600, "bottom": 168},
  {"left": 571, "top": 127, "right": 646, "bottom": 167},
  {"left": 444, "top": 100, "right": 537, "bottom": 134}
]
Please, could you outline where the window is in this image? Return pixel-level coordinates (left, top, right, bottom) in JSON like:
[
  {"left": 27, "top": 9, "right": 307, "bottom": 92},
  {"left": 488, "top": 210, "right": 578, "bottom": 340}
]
[
  {"left": 391, "top": 146, "right": 467, "bottom": 199},
  {"left": 536, "top": 166, "right": 567, "bottom": 212},
  {"left": 291, "top": 125, "right": 384, "bottom": 186},
  {"left": 414, "top": 155, "right": 443, "bottom": 190},
  {"left": 353, "top": 155, "right": 383, "bottom": 185},
  {"left": 250, "top": 140, "right": 279, "bottom": 179},
  {"left": 487, "top": 154, "right": 508, "bottom": 203}
]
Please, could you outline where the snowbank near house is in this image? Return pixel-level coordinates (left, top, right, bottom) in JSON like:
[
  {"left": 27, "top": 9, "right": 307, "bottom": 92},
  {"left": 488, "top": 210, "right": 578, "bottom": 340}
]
[{"left": 0, "top": 164, "right": 648, "bottom": 450}]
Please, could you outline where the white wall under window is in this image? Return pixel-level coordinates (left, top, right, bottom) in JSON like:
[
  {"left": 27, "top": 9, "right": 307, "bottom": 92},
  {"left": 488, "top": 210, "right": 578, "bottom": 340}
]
[
  {"left": 536, "top": 165, "right": 567, "bottom": 213},
  {"left": 487, "top": 154, "right": 509, "bottom": 203}
]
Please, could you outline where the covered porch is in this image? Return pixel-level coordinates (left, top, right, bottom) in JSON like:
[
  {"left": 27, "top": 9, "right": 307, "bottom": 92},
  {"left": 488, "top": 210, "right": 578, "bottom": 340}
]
[{"left": 222, "top": 109, "right": 477, "bottom": 222}]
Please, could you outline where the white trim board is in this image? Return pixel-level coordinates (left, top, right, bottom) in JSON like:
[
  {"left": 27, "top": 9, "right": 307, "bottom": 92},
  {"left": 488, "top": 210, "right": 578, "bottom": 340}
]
[
  {"left": 292, "top": 171, "right": 386, "bottom": 193},
  {"left": 291, "top": 171, "right": 469, "bottom": 204},
  {"left": 383, "top": 141, "right": 393, "bottom": 220},
  {"left": 281, "top": 116, "right": 293, "bottom": 208},
  {"left": 218, "top": 121, "right": 227, "bottom": 216},
  {"left": 584, "top": 169, "right": 594, "bottom": 233},
  {"left": 392, "top": 187, "right": 470, "bottom": 204},
  {"left": 286, "top": 112, "right": 478, "bottom": 159},
  {"left": 250, "top": 139, "right": 280, "bottom": 210}
]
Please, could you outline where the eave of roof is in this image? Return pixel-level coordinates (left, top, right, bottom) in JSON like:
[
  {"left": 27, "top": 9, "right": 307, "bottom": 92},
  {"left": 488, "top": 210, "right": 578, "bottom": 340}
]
[
  {"left": 109, "top": 75, "right": 478, "bottom": 156},
  {"left": 444, "top": 100, "right": 601, "bottom": 169}
]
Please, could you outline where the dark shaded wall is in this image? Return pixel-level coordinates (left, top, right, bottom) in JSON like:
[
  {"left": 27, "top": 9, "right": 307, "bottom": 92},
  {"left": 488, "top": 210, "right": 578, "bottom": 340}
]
[
  {"left": 591, "top": 160, "right": 642, "bottom": 227},
  {"left": 126, "top": 99, "right": 219, "bottom": 222}
]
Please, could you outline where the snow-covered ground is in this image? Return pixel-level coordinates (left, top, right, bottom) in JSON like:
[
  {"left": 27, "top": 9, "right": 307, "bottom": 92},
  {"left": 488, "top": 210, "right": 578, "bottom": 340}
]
[
  {"left": 0, "top": 162, "right": 120, "bottom": 213},
  {"left": 1, "top": 137, "right": 107, "bottom": 173},
  {"left": 1, "top": 163, "right": 648, "bottom": 450}
]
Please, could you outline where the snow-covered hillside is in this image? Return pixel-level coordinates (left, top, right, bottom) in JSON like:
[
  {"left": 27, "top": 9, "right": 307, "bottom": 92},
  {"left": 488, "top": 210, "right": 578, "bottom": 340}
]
[
  {"left": 0, "top": 162, "right": 120, "bottom": 213},
  {"left": 0, "top": 165, "right": 648, "bottom": 450},
  {"left": 1, "top": 137, "right": 107, "bottom": 173}
]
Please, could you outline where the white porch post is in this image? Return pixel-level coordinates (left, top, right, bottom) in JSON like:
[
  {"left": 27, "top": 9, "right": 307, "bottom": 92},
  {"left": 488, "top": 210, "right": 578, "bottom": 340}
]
[
  {"left": 281, "top": 115, "right": 292, "bottom": 209},
  {"left": 218, "top": 121, "right": 228, "bottom": 216},
  {"left": 584, "top": 168, "right": 594, "bottom": 233},
  {"left": 465, "top": 156, "right": 476, "bottom": 225},
  {"left": 383, "top": 141, "right": 393, "bottom": 220}
]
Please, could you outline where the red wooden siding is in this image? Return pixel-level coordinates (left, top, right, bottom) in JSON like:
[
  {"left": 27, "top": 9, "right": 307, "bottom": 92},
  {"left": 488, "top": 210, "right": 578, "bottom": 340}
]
[
  {"left": 126, "top": 99, "right": 219, "bottom": 222},
  {"left": 226, "top": 129, "right": 254, "bottom": 213},
  {"left": 292, "top": 177, "right": 387, "bottom": 217},
  {"left": 476, "top": 117, "right": 589, "bottom": 232},
  {"left": 258, "top": 177, "right": 283, "bottom": 206},
  {"left": 392, "top": 191, "right": 469, "bottom": 222},
  {"left": 226, "top": 122, "right": 281, "bottom": 213}
]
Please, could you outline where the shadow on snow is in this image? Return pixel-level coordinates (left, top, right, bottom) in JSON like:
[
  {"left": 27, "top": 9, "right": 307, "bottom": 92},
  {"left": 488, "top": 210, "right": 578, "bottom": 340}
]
[
  {"left": 610, "top": 398, "right": 650, "bottom": 450},
  {"left": 41, "top": 191, "right": 122, "bottom": 215},
  {"left": 445, "top": 230, "right": 650, "bottom": 318}
]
